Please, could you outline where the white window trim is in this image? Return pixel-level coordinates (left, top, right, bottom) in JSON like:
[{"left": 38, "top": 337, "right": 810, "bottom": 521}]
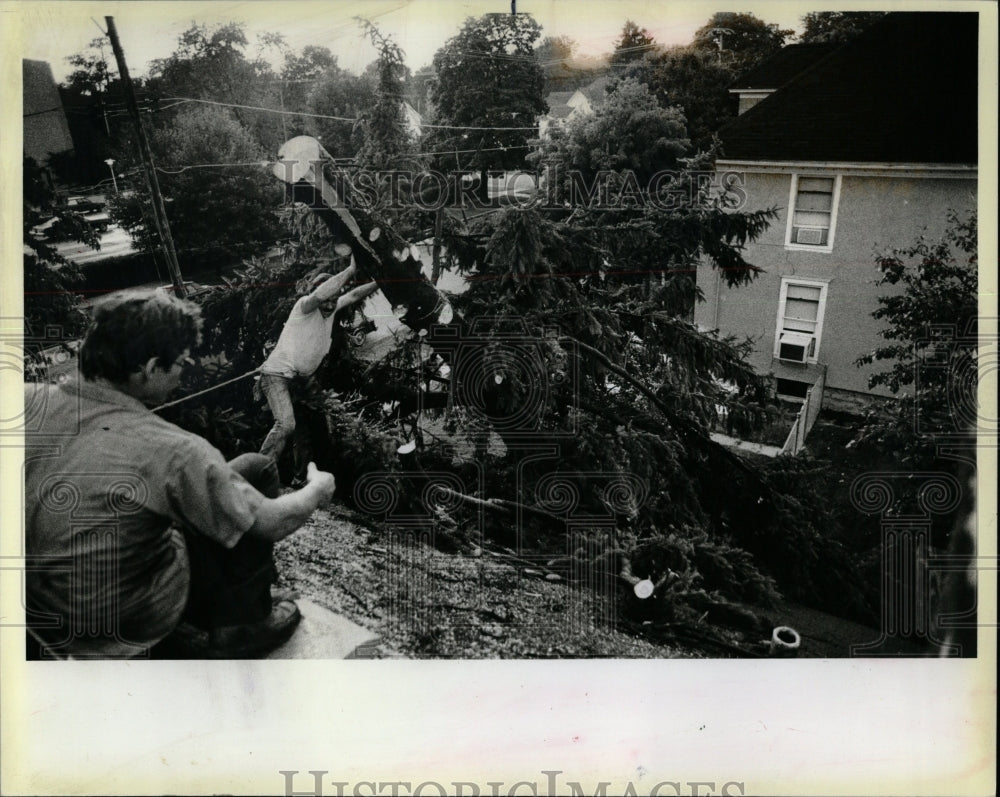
[
  {"left": 784, "top": 173, "right": 842, "bottom": 253},
  {"left": 774, "top": 277, "right": 829, "bottom": 363}
]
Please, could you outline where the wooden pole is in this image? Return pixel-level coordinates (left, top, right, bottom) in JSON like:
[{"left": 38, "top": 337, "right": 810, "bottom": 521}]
[
  {"left": 431, "top": 205, "right": 443, "bottom": 285},
  {"left": 105, "top": 16, "right": 186, "bottom": 298}
]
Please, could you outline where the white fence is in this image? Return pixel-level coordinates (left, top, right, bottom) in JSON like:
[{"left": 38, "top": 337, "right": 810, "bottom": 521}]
[{"left": 780, "top": 368, "right": 826, "bottom": 455}]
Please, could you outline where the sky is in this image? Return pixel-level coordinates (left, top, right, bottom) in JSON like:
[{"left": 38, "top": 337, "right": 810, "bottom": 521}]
[{"left": 11, "top": 0, "right": 811, "bottom": 81}]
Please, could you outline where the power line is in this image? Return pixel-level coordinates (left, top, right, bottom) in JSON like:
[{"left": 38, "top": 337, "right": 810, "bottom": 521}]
[
  {"left": 145, "top": 143, "right": 537, "bottom": 174},
  {"left": 156, "top": 95, "right": 541, "bottom": 131},
  {"left": 158, "top": 96, "right": 358, "bottom": 122}
]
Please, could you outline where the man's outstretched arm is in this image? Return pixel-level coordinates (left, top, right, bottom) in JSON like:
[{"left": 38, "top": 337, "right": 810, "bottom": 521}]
[
  {"left": 335, "top": 280, "right": 380, "bottom": 313},
  {"left": 300, "top": 263, "right": 358, "bottom": 314},
  {"left": 245, "top": 462, "right": 336, "bottom": 541}
]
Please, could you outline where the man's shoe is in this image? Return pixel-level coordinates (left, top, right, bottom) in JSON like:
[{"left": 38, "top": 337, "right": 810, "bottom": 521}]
[
  {"left": 206, "top": 599, "right": 302, "bottom": 659},
  {"left": 270, "top": 584, "right": 300, "bottom": 602}
]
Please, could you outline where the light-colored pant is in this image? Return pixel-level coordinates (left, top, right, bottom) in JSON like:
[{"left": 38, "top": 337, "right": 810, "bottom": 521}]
[{"left": 258, "top": 373, "right": 308, "bottom": 474}]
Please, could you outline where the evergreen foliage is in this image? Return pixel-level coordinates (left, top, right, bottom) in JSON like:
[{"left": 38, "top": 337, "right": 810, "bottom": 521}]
[{"left": 356, "top": 20, "right": 415, "bottom": 171}]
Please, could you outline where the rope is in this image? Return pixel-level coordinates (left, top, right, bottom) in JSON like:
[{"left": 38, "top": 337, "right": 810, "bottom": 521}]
[{"left": 153, "top": 367, "right": 260, "bottom": 412}]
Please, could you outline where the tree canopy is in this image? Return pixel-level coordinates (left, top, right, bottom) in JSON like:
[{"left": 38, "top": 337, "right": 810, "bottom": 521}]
[
  {"left": 23, "top": 157, "right": 94, "bottom": 339},
  {"left": 532, "top": 78, "right": 689, "bottom": 185},
  {"left": 854, "top": 209, "right": 978, "bottom": 466},
  {"left": 429, "top": 13, "right": 546, "bottom": 176},
  {"left": 611, "top": 20, "right": 657, "bottom": 67},
  {"left": 799, "top": 12, "right": 887, "bottom": 44},
  {"left": 692, "top": 12, "right": 793, "bottom": 73},
  {"left": 110, "top": 104, "right": 282, "bottom": 268},
  {"left": 356, "top": 20, "right": 414, "bottom": 170},
  {"left": 619, "top": 47, "right": 737, "bottom": 152}
]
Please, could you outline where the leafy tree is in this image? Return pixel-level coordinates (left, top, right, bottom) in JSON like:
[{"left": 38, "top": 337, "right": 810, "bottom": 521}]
[
  {"left": 611, "top": 20, "right": 657, "bottom": 67},
  {"left": 693, "top": 12, "right": 793, "bottom": 73},
  {"left": 146, "top": 22, "right": 285, "bottom": 151},
  {"left": 306, "top": 68, "right": 375, "bottom": 159},
  {"left": 429, "top": 13, "right": 546, "bottom": 196},
  {"left": 64, "top": 36, "right": 116, "bottom": 98},
  {"left": 283, "top": 44, "right": 340, "bottom": 83},
  {"left": 58, "top": 37, "right": 144, "bottom": 185},
  {"left": 148, "top": 23, "right": 259, "bottom": 104},
  {"left": 844, "top": 210, "right": 979, "bottom": 627},
  {"left": 532, "top": 78, "right": 688, "bottom": 185},
  {"left": 22, "top": 157, "right": 94, "bottom": 340},
  {"left": 356, "top": 20, "right": 414, "bottom": 170},
  {"left": 535, "top": 35, "right": 602, "bottom": 94},
  {"left": 110, "top": 105, "right": 282, "bottom": 269},
  {"left": 800, "top": 12, "right": 887, "bottom": 44},
  {"left": 854, "top": 210, "right": 978, "bottom": 469},
  {"left": 535, "top": 35, "right": 575, "bottom": 92},
  {"left": 620, "top": 47, "right": 736, "bottom": 152}
]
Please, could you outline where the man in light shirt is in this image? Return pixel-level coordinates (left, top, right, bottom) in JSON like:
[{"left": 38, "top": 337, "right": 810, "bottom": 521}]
[{"left": 258, "top": 258, "right": 379, "bottom": 483}]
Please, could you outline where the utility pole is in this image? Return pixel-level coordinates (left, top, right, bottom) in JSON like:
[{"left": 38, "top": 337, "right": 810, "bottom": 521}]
[{"left": 104, "top": 16, "right": 186, "bottom": 298}]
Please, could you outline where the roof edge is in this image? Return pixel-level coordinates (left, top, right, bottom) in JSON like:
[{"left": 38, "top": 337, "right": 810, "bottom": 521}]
[{"left": 716, "top": 159, "right": 978, "bottom": 178}]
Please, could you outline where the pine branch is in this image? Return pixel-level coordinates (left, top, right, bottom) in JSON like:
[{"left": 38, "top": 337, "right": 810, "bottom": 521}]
[{"left": 562, "top": 335, "right": 774, "bottom": 501}]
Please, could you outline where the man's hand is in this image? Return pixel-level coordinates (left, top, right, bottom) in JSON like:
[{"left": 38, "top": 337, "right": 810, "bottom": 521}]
[
  {"left": 305, "top": 461, "right": 336, "bottom": 506},
  {"left": 301, "top": 264, "right": 357, "bottom": 315},
  {"left": 247, "top": 462, "right": 336, "bottom": 541}
]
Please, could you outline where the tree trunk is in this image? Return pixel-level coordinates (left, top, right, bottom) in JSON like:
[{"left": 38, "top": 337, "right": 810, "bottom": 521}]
[{"left": 275, "top": 136, "right": 449, "bottom": 330}]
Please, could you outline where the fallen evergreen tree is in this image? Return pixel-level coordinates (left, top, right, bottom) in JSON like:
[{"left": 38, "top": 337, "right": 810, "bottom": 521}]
[{"left": 160, "top": 37, "right": 873, "bottom": 647}]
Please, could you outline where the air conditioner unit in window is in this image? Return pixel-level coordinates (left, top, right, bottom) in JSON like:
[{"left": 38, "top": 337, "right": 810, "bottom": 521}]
[
  {"left": 777, "top": 332, "right": 814, "bottom": 363},
  {"left": 795, "top": 226, "right": 825, "bottom": 245}
]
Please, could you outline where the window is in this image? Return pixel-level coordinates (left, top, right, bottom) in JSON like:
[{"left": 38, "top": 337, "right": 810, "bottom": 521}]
[
  {"left": 775, "top": 378, "right": 810, "bottom": 400},
  {"left": 785, "top": 174, "right": 841, "bottom": 251},
  {"left": 774, "top": 278, "right": 828, "bottom": 363}
]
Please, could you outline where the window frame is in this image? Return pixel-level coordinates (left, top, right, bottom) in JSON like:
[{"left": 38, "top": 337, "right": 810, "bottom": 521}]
[
  {"left": 784, "top": 173, "right": 842, "bottom": 253},
  {"left": 773, "top": 277, "right": 829, "bottom": 363}
]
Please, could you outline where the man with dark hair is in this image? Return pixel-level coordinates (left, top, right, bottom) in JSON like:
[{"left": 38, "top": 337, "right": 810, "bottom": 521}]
[
  {"left": 257, "top": 256, "right": 379, "bottom": 482},
  {"left": 25, "top": 291, "right": 337, "bottom": 659}
]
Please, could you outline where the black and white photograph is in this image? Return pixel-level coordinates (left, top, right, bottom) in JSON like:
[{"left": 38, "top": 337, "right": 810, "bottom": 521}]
[{"left": 1, "top": 1, "right": 996, "bottom": 794}]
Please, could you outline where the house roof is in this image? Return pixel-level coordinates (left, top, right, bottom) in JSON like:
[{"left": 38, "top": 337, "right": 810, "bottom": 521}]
[
  {"left": 719, "top": 13, "right": 977, "bottom": 164},
  {"left": 578, "top": 75, "right": 610, "bottom": 105},
  {"left": 23, "top": 59, "right": 74, "bottom": 163},
  {"left": 730, "top": 44, "right": 839, "bottom": 91},
  {"left": 545, "top": 90, "right": 576, "bottom": 119}
]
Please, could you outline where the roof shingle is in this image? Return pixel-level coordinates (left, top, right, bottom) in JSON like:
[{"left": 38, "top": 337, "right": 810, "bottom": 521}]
[
  {"left": 719, "top": 13, "right": 977, "bottom": 164},
  {"left": 730, "top": 44, "right": 839, "bottom": 91}
]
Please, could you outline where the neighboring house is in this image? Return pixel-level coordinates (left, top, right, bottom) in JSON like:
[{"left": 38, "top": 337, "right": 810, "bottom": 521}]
[
  {"left": 538, "top": 75, "right": 611, "bottom": 138},
  {"left": 728, "top": 43, "right": 838, "bottom": 115},
  {"left": 697, "top": 12, "right": 977, "bottom": 415},
  {"left": 23, "top": 59, "right": 74, "bottom": 166},
  {"left": 402, "top": 100, "right": 423, "bottom": 141}
]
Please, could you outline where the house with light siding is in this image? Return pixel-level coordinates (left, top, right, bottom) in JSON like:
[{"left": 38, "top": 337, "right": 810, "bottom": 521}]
[
  {"left": 696, "top": 12, "right": 977, "bottom": 414},
  {"left": 538, "top": 76, "right": 611, "bottom": 139}
]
